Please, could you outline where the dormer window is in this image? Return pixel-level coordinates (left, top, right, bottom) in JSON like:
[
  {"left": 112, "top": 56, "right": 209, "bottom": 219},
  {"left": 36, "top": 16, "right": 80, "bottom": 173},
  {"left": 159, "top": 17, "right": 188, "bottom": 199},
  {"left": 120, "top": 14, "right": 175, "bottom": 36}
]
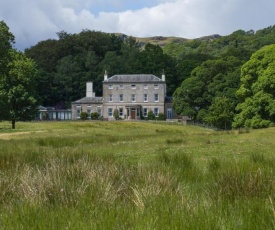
[
  {"left": 131, "top": 84, "right": 136, "bottom": 89},
  {"left": 108, "top": 85, "right": 113, "bottom": 89}
]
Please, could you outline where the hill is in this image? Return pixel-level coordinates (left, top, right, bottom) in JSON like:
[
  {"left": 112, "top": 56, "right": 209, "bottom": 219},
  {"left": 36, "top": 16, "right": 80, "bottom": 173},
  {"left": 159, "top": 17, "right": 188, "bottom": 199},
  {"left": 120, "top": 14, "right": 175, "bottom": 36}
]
[{"left": 115, "top": 32, "right": 221, "bottom": 47}]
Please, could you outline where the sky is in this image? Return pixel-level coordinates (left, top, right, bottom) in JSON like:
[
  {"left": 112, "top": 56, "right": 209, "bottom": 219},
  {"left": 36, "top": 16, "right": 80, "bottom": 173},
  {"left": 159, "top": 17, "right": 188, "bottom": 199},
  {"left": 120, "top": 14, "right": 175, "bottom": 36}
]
[{"left": 1, "top": 0, "right": 275, "bottom": 51}]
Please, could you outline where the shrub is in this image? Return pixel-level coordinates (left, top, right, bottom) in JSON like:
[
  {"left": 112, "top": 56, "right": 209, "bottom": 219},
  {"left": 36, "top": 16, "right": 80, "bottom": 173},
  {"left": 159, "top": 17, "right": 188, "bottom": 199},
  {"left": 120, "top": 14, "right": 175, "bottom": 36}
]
[
  {"left": 157, "top": 113, "right": 165, "bottom": 120},
  {"left": 42, "top": 112, "right": 49, "bottom": 120},
  {"left": 113, "top": 109, "right": 119, "bottom": 120},
  {"left": 80, "top": 112, "right": 88, "bottom": 120},
  {"left": 147, "top": 110, "right": 155, "bottom": 120},
  {"left": 91, "top": 112, "right": 99, "bottom": 120}
]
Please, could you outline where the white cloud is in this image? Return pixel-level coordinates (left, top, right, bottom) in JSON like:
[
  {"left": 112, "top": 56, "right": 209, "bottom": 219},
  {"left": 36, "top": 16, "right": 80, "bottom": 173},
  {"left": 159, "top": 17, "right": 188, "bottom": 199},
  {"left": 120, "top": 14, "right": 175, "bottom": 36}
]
[{"left": 1, "top": 0, "right": 275, "bottom": 50}]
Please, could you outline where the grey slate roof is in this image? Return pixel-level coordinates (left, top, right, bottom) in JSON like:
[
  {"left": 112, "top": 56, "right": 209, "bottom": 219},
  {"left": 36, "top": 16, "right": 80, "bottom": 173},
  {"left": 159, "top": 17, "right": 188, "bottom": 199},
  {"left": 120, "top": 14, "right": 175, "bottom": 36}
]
[
  {"left": 104, "top": 74, "right": 163, "bottom": 83},
  {"left": 72, "top": 97, "right": 103, "bottom": 104}
]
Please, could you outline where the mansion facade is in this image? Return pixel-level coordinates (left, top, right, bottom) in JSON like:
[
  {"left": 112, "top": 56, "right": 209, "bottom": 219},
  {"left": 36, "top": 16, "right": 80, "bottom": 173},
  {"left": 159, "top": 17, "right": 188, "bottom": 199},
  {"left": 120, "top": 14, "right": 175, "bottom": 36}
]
[{"left": 71, "top": 72, "right": 175, "bottom": 120}]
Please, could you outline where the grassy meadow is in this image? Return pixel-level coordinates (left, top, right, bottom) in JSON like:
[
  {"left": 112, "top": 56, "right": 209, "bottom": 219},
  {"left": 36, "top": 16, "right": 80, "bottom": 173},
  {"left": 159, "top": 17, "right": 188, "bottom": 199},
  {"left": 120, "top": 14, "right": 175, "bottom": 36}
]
[{"left": 0, "top": 121, "right": 275, "bottom": 229}]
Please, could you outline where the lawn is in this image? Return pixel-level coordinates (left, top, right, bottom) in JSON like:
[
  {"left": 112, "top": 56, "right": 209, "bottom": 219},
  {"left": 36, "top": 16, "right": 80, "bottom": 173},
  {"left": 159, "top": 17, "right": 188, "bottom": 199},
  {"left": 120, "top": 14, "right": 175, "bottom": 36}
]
[{"left": 0, "top": 121, "right": 275, "bottom": 229}]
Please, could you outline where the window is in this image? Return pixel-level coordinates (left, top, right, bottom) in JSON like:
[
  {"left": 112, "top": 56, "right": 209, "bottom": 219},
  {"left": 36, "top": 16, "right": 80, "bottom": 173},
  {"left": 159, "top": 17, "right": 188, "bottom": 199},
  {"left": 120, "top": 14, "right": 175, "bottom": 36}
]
[
  {"left": 109, "top": 94, "right": 113, "bottom": 102},
  {"left": 87, "top": 106, "right": 91, "bottom": 116},
  {"left": 119, "top": 84, "right": 124, "bottom": 89},
  {"left": 154, "top": 94, "right": 159, "bottom": 102},
  {"left": 131, "top": 94, "right": 136, "bottom": 102},
  {"left": 119, "top": 108, "right": 124, "bottom": 117},
  {"left": 108, "top": 108, "right": 113, "bottom": 117},
  {"left": 131, "top": 84, "right": 136, "bottom": 89},
  {"left": 154, "top": 84, "right": 159, "bottom": 89},
  {"left": 119, "top": 94, "right": 124, "bottom": 102},
  {"left": 143, "top": 84, "right": 148, "bottom": 89},
  {"left": 108, "top": 85, "right": 113, "bottom": 89},
  {"left": 154, "top": 108, "right": 159, "bottom": 117},
  {"left": 97, "top": 106, "right": 102, "bottom": 116},
  {"left": 143, "top": 108, "right": 148, "bottom": 117},
  {"left": 76, "top": 105, "right": 81, "bottom": 119},
  {"left": 144, "top": 94, "right": 148, "bottom": 102}
]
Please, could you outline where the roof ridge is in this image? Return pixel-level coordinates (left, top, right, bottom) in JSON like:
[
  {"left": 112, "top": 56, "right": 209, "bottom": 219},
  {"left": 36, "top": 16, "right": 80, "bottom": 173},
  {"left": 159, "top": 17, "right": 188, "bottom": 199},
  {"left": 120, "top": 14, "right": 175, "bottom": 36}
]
[{"left": 104, "top": 74, "right": 163, "bottom": 82}]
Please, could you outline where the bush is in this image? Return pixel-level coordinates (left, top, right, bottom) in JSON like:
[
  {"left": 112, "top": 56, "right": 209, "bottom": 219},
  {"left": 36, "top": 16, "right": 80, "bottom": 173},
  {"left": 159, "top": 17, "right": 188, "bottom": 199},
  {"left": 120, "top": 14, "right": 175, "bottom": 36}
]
[
  {"left": 42, "top": 112, "right": 49, "bottom": 120},
  {"left": 113, "top": 109, "right": 119, "bottom": 120},
  {"left": 147, "top": 110, "right": 155, "bottom": 120},
  {"left": 80, "top": 112, "right": 88, "bottom": 120},
  {"left": 157, "top": 113, "right": 165, "bottom": 120},
  {"left": 91, "top": 112, "right": 99, "bottom": 120}
]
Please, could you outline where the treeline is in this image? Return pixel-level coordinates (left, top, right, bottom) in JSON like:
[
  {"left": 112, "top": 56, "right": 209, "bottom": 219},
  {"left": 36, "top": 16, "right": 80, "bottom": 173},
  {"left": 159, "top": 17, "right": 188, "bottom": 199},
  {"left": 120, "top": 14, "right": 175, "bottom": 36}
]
[{"left": 164, "top": 27, "right": 275, "bottom": 129}]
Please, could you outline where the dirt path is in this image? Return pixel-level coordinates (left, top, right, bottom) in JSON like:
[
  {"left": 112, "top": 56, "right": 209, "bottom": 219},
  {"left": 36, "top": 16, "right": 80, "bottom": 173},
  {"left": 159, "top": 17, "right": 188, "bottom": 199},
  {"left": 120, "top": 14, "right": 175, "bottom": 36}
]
[{"left": 0, "top": 131, "right": 44, "bottom": 140}]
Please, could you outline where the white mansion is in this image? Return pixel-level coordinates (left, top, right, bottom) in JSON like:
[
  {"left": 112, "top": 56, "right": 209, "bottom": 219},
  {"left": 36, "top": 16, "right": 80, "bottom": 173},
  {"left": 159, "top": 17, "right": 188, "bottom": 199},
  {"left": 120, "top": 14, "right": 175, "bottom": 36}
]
[{"left": 71, "top": 72, "right": 175, "bottom": 120}]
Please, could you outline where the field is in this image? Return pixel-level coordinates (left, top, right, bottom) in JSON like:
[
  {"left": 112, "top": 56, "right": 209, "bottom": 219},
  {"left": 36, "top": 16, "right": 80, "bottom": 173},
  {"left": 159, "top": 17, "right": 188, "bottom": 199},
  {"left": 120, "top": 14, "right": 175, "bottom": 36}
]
[{"left": 0, "top": 121, "right": 275, "bottom": 229}]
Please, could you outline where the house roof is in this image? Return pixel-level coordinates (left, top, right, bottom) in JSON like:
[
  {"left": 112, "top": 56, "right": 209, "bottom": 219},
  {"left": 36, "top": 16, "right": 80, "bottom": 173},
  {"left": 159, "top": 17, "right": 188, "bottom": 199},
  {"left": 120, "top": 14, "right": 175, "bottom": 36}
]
[
  {"left": 72, "top": 97, "right": 103, "bottom": 104},
  {"left": 165, "top": 96, "right": 173, "bottom": 103},
  {"left": 104, "top": 74, "right": 164, "bottom": 83}
]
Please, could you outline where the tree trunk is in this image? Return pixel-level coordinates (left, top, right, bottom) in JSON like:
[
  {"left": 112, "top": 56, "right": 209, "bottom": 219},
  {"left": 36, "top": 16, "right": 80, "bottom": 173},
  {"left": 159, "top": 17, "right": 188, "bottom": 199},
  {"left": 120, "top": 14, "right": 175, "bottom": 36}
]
[{"left": 12, "top": 119, "right": 15, "bottom": 129}]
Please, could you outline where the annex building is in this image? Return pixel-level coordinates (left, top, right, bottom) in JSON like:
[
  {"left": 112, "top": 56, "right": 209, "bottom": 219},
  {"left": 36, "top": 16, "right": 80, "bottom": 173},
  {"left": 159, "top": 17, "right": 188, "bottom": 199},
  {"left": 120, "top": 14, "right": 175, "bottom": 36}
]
[{"left": 71, "top": 72, "right": 175, "bottom": 120}]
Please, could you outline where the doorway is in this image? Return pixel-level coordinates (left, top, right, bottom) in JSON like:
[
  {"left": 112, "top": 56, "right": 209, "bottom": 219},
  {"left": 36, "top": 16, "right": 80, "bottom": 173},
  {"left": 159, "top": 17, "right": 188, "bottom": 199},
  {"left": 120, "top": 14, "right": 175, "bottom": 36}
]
[
  {"left": 131, "top": 109, "right": 136, "bottom": 119},
  {"left": 167, "top": 108, "right": 173, "bottom": 119}
]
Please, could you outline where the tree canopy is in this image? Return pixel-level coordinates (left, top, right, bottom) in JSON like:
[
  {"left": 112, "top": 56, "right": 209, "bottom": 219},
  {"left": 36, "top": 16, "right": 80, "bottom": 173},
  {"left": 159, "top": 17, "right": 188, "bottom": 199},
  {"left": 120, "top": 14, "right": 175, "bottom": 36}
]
[
  {"left": 233, "top": 44, "right": 275, "bottom": 128},
  {"left": 0, "top": 22, "right": 38, "bottom": 129},
  {"left": 172, "top": 56, "right": 243, "bottom": 125}
]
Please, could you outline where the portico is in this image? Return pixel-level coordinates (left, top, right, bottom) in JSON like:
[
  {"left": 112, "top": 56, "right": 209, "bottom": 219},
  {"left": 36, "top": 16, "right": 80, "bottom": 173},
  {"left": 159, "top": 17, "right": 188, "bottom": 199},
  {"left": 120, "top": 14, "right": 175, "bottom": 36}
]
[{"left": 125, "top": 104, "right": 142, "bottom": 120}]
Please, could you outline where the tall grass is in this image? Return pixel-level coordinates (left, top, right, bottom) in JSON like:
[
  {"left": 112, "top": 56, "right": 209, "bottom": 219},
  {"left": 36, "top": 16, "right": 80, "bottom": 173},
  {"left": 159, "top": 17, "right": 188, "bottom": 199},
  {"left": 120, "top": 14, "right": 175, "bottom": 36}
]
[{"left": 0, "top": 121, "right": 274, "bottom": 229}]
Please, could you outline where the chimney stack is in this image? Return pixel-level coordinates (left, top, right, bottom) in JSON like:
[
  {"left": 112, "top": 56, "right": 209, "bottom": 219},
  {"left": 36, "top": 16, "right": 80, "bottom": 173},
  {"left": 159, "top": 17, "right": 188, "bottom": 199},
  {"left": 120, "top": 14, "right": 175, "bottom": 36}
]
[
  {"left": 86, "top": 82, "right": 95, "bottom": 97},
  {"left": 161, "top": 69, "right": 165, "bottom": 81},
  {"left": 104, "top": 70, "right": 108, "bottom": 81}
]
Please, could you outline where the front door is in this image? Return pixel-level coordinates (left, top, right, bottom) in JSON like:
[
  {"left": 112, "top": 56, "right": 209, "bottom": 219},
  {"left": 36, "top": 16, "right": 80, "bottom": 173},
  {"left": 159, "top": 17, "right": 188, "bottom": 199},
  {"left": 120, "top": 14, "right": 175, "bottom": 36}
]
[
  {"left": 167, "top": 109, "right": 172, "bottom": 119},
  {"left": 131, "top": 109, "right": 136, "bottom": 119}
]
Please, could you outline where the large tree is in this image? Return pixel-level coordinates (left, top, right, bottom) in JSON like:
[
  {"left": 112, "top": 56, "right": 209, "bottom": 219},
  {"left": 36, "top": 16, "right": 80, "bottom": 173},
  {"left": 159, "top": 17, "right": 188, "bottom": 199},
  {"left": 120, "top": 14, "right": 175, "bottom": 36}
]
[
  {"left": 204, "top": 96, "right": 234, "bottom": 130},
  {"left": 233, "top": 44, "right": 275, "bottom": 128},
  {"left": 173, "top": 56, "right": 243, "bottom": 122},
  {"left": 0, "top": 21, "right": 14, "bottom": 76},
  {"left": 0, "top": 50, "right": 38, "bottom": 129}
]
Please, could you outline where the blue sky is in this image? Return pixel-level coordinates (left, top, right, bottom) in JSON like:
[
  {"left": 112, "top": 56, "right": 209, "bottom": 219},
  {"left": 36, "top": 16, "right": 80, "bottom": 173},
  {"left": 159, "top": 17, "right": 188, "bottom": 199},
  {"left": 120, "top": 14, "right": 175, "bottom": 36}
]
[{"left": 1, "top": 0, "right": 275, "bottom": 51}]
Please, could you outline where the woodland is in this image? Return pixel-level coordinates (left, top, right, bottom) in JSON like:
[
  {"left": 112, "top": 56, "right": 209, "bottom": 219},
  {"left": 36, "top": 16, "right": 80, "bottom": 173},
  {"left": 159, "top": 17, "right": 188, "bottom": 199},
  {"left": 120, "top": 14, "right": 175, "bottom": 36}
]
[{"left": 1, "top": 20, "right": 275, "bottom": 129}]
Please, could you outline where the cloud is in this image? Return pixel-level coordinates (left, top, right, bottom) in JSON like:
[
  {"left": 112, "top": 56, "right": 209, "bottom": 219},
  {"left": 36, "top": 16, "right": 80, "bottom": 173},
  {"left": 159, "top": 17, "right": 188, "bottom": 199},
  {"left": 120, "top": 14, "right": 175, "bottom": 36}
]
[{"left": 1, "top": 0, "right": 275, "bottom": 50}]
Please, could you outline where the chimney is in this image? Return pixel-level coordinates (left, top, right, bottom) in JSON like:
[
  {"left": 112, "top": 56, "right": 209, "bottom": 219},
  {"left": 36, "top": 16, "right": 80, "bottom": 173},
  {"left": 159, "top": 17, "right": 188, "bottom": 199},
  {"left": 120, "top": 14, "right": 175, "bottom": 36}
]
[
  {"left": 86, "top": 82, "right": 95, "bottom": 97},
  {"left": 104, "top": 70, "right": 108, "bottom": 81},
  {"left": 161, "top": 69, "right": 165, "bottom": 81}
]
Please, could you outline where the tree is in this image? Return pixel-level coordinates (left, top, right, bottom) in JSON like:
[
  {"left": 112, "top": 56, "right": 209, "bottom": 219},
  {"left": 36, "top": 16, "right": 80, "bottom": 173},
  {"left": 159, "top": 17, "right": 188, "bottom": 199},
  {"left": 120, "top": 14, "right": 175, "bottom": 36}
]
[
  {"left": 204, "top": 97, "right": 234, "bottom": 129},
  {"left": 138, "top": 43, "right": 178, "bottom": 95},
  {"left": 173, "top": 56, "right": 242, "bottom": 122},
  {"left": 0, "top": 21, "right": 14, "bottom": 77},
  {"left": 233, "top": 44, "right": 275, "bottom": 128},
  {"left": 0, "top": 50, "right": 38, "bottom": 129}
]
